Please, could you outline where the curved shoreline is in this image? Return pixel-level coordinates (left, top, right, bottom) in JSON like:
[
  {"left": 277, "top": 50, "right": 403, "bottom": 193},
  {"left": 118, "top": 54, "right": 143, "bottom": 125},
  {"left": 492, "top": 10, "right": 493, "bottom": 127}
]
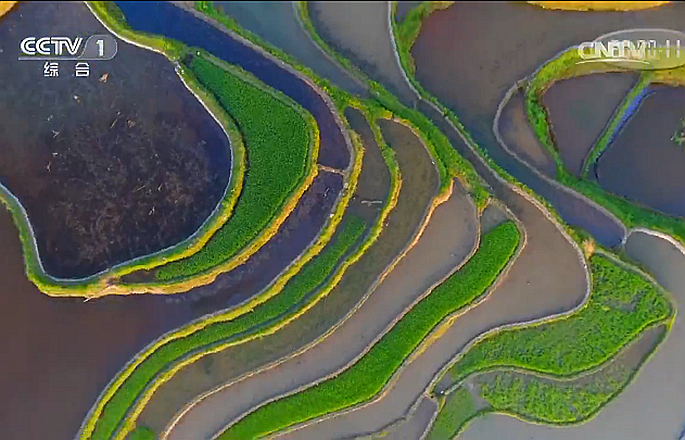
[{"left": 161, "top": 115, "right": 446, "bottom": 440}]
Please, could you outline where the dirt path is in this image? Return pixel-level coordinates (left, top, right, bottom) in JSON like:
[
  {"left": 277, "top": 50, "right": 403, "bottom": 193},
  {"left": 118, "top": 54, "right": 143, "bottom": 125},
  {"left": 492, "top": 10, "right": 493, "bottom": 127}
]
[
  {"left": 274, "top": 178, "right": 586, "bottom": 440},
  {"left": 164, "top": 178, "right": 478, "bottom": 440}
]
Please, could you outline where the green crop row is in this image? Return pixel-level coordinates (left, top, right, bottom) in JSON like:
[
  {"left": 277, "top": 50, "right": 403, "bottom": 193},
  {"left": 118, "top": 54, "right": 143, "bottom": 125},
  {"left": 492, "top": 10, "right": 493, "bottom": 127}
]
[
  {"left": 86, "top": 216, "right": 366, "bottom": 440},
  {"left": 447, "top": 254, "right": 672, "bottom": 384},
  {"left": 426, "top": 387, "right": 479, "bottom": 440},
  {"left": 218, "top": 221, "right": 521, "bottom": 440},
  {"left": 125, "top": 426, "right": 154, "bottom": 440},
  {"left": 155, "top": 53, "right": 315, "bottom": 280}
]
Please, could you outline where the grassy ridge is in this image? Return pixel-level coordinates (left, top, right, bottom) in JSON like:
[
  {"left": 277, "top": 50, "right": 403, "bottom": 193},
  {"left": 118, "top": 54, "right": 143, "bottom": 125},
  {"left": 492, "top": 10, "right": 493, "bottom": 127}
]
[
  {"left": 156, "top": 54, "right": 313, "bottom": 280},
  {"left": 393, "top": 2, "right": 453, "bottom": 76},
  {"left": 87, "top": 216, "right": 366, "bottom": 440},
  {"left": 448, "top": 254, "right": 672, "bottom": 384},
  {"left": 426, "top": 387, "right": 478, "bottom": 440},
  {"left": 219, "top": 221, "right": 521, "bottom": 440}
]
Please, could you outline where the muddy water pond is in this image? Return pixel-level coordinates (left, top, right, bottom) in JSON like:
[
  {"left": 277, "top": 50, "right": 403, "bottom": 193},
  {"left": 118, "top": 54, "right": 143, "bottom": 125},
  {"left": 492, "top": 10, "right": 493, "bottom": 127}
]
[
  {"left": 213, "top": 1, "right": 365, "bottom": 95},
  {"left": 544, "top": 73, "right": 638, "bottom": 176},
  {"left": 411, "top": 1, "right": 685, "bottom": 245},
  {"left": 597, "top": 85, "right": 685, "bottom": 217},
  {"left": 310, "top": 1, "right": 417, "bottom": 105},
  {"left": 115, "top": 1, "right": 350, "bottom": 171},
  {"left": 0, "top": 2, "right": 231, "bottom": 279},
  {"left": 458, "top": 230, "right": 685, "bottom": 440},
  {"left": 136, "top": 119, "right": 438, "bottom": 436}
]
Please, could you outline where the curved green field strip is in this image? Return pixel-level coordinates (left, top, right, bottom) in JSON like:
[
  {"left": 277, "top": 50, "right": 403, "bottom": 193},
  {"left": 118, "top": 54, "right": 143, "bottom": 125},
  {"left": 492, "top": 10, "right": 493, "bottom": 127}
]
[
  {"left": 80, "top": 100, "right": 399, "bottom": 440},
  {"left": 0, "top": 1, "right": 246, "bottom": 296},
  {"left": 218, "top": 221, "right": 521, "bottom": 440},
  {"left": 428, "top": 321, "right": 669, "bottom": 439},
  {"left": 155, "top": 53, "right": 314, "bottom": 281},
  {"left": 427, "top": 387, "right": 479, "bottom": 440},
  {"left": 85, "top": 217, "right": 366, "bottom": 440},
  {"left": 524, "top": 47, "right": 685, "bottom": 245},
  {"left": 447, "top": 254, "right": 672, "bottom": 384}
]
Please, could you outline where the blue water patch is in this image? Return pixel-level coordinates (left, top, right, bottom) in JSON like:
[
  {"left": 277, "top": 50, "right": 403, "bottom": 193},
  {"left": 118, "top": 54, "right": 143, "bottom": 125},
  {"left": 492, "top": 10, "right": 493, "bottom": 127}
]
[{"left": 605, "top": 85, "right": 654, "bottom": 147}]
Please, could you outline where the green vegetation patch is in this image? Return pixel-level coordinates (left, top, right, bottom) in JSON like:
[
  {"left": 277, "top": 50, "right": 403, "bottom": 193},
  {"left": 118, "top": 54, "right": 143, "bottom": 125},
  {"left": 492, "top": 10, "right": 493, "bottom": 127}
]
[
  {"left": 87, "top": 216, "right": 366, "bottom": 440},
  {"left": 393, "top": 2, "right": 453, "bottom": 76},
  {"left": 448, "top": 254, "right": 672, "bottom": 383},
  {"left": 480, "top": 368, "right": 628, "bottom": 425},
  {"left": 156, "top": 54, "right": 313, "bottom": 280},
  {"left": 426, "top": 387, "right": 478, "bottom": 440},
  {"left": 219, "top": 221, "right": 521, "bottom": 440},
  {"left": 126, "top": 426, "right": 155, "bottom": 440}
]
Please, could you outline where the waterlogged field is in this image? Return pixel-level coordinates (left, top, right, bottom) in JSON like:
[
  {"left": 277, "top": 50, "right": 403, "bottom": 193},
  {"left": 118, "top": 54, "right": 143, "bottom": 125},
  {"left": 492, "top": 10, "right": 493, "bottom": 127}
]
[
  {"left": 447, "top": 254, "right": 672, "bottom": 383},
  {"left": 8, "top": 3, "right": 685, "bottom": 440},
  {"left": 597, "top": 85, "right": 685, "bottom": 218},
  {"left": 0, "top": 1, "right": 232, "bottom": 279},
  {"left": 219, "top": 222, "right": 520, "bottom": 440},
  {"left": 153, "top": 53, "right": 313, "bottom": 281},
  {"left": 543, "top": 73, "right": 638, "bottom": 176}
]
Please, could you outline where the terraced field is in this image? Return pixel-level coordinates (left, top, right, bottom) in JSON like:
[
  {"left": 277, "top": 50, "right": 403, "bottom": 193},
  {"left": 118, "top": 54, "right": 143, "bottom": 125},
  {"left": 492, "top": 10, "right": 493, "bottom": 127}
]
[{"left": 4, "top": 2, "right": 685, "bottom": 440}]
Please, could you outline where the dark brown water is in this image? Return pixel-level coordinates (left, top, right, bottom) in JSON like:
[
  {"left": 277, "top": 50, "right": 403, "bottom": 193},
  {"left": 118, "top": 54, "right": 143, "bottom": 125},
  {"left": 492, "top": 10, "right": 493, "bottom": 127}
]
[
  {"left": 214, "top": 1, "right": 365, "bottom": 96},
  {"left": 544, "top": 73, "right": 638, "bottom": 176},
  {"left": 0, "top": 170, "right": 343, "bottom": 440},
  {"left": 0, "top": 207, "right": 190, "bottom": 440},
  {"left": 0, "top": 2, "right": 231, "bottom": 279},
  {"left": 597, "top": 85, "right": 685, "bottom": 217}
]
